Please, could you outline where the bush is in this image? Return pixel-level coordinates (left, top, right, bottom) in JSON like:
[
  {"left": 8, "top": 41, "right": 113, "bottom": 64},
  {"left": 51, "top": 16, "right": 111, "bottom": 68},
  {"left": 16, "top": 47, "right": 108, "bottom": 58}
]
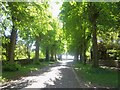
[
  {"left": 2, "top": 62, "right": 21, "bottom": 71},
  {"left": 33, "top": 60, "right": 41, "bottom": 65}
]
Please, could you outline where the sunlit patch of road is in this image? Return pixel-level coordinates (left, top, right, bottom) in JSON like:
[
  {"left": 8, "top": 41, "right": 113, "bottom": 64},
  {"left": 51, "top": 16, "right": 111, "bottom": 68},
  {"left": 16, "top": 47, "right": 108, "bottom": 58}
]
[
  {"left": 22, "top": 60, "right": 73, "bottom": 88},
  {"left": 2, "top": 60, "right": 79, "bottom": 89}
]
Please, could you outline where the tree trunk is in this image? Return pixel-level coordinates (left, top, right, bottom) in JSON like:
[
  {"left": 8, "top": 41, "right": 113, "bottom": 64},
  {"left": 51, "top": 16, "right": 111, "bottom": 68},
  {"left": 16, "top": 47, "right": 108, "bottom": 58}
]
[
  {"left": 79, "top": 44, "right": 83, "bottom": 62},
  {"left": 83, "top": 27, "right": 86, "bottom": 64},
  {"left": 54, "top": 49, "right": 57, "bottom": 61},
  {"left": 83, "top": 48, "right": 86, "bottom": 64},
  {"left": 92, "top": 23, "right": 98, "bottom": 67},
  {"left": 83, "top": 41, "right": 87, "bottom": 64},
  {"left": 50, "top": 47, "right": 54, "bottom": 61},
  {"left": 79, "top": 50, "right": 82, "bottom": 61},
  {"left": 55, "top": 54, "right": 57, "bottom": 61},
  {"left": 8, "top": 25, "right": 17, "bottom": 63},
  {"left": 88, "top": 3, "right": 99, "bottom": 68},
  {"left": 74, "top": 50, "right": 79, "bottom": 61},
  {"left": 74, "top": 54, "right": 78, "bottom": 61},
  {"left": 7, "top": 3, "right": 18, "bottom": 63},
  {"left": 45, "top": 46, "right": 49, "bottom": 61},
  {"left": 34, "top": 36, "right": 40, "bottom": 62},
  {"left": 26, "top": 46, "right": 30, "bottom": 60},
  {"left": 50, "top": 48, "right": 54, "bottom": 61}
]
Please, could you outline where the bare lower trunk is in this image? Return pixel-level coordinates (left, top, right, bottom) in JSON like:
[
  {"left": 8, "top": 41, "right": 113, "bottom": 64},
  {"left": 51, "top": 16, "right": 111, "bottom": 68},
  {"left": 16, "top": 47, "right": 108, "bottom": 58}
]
[
  {"left": 8, "top": 25, "right": 17, "bottom": 62},
  {"left": 45, "top": 46, "right": 49, "bottom": 61},
  {"left": 88, "top": 3, "right": 99, "bottom": 68},
  {"left": 83, "top": 41, "right": 87, "bottom": 64},
  {"left": 79, "top": 51, "right": 82, "bottom": 62},
  {"left": 83, "top": 49, "right": 86, "bottom": 64},
  {"left": 26, "top": 46, "right": 30, "bottom": 60},
  {"left": 55, "top": 54, "right": 57, "bottom": 61},
  {"left": 74, "top": 50, "right": 79, "bottom": 61},
  {"left": 50, "top": 48, "right": 54, "bottom": 61},
  {"left": 92, "top": 23, "right": 98, "bottom": 67},
  {"left": 34, "top": 36, "right": 39, "bottom": 62},
  {"left": 83, "top": 28, "right": 86, "bottom": 64}
]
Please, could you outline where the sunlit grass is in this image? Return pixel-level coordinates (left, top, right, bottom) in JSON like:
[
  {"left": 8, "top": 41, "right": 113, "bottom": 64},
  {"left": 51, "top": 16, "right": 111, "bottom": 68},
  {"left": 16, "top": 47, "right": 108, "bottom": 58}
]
[
  {"left": 74, "top": 62, "right": 118, "bottom": 87},
  {"left": 1, "top": 61, "right": 56, "bottom": 83}
]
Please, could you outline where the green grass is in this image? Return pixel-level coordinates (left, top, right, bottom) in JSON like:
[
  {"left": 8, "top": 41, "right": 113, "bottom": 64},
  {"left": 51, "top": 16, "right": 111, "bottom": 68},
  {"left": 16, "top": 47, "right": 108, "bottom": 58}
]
[
  {"left": 1, "top": 61, "right": 56, "bottom": 83},
  {"left": 73, "top": 62, "right": 118, "bottom": 87}
]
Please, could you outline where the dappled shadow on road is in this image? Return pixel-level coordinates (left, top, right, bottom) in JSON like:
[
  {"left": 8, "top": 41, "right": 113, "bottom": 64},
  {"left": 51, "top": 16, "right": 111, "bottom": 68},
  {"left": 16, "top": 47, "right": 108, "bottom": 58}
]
[
  {"left": 2, "top": 60, "right": 75, "bottom": 89},
  {"left": 43, "top": 66, "right": 80, "bottom": 88}
]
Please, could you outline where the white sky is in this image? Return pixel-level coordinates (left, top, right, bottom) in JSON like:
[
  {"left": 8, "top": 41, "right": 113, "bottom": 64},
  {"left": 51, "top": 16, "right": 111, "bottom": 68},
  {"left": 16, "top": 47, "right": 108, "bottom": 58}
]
[{"left": 49, "top": 1, "right": 63, "bottom": 18}]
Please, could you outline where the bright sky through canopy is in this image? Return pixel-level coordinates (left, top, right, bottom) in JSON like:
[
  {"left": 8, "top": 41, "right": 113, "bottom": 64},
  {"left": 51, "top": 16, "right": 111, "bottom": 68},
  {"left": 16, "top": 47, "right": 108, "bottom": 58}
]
[{"left": 49, "top": 1, "right": 63, "bottom": 18}]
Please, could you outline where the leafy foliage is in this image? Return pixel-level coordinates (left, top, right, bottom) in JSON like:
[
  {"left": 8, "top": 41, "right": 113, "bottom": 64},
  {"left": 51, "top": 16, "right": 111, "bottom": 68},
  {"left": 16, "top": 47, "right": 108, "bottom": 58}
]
[
  {"left": 60, "top": 2, "right": 120, "bottom": 66},
  {"left": 2, "top": 62, "right": 21, "bottom": 71}
]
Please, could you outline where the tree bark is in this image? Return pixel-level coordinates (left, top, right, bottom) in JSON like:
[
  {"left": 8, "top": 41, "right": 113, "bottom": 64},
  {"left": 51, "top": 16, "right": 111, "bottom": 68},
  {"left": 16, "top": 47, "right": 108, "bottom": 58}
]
[
  {"left": 83, "top": 43, "right": 87, "bottom": 64},
  {"left": 83, "top": 27, "right": 86, "bottom": 64},
  {"left": 83, "top": 48, "right": 86, "bottom": 64},
  {"left": 79, "top": 44, "right": 83, "bottom": 62},
  {"left": 88, "top": 3, "right": 99, "bottom": 68},
  {"left": 55, "top": 54, "right": 57, "bottom": 61},
  {"left": 79, "top": 50, "right": 82, "bottom": 61},
  {"left": 92, "top": 23, "right": 99, "bottom": 67},
  {"left": 26, "top": 45, "right": 30, "bottom": 60},
  {"left": 8, "top": 25, "right": 17, "bottom": 63},
  {"left": 74, "top": 50, "right": 79, "bottom": 61},
  {"left": 34, "top": 36, "right": 40, "bottom": 62},
  {"left": 7, "top": 3, "right": 18, "bottom": 63},
  {"left": 45, "top": 46, "right": 49, "bottom": 61},
  {"left": 50, "top": 48, "right": 54, "bottom": 61}
]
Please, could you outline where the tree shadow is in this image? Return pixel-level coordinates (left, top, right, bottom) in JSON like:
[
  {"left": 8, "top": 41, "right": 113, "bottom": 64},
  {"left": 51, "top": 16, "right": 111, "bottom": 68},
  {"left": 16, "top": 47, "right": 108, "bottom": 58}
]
[{"left": 2, "top": 61, "right": 74, "bottom": 89}]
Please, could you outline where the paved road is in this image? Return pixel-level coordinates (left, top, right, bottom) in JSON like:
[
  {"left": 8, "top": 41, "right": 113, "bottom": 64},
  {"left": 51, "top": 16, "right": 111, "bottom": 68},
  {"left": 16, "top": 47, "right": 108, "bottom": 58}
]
[{"left": 2, "top": 60, "right": 84, "bottom": 89}]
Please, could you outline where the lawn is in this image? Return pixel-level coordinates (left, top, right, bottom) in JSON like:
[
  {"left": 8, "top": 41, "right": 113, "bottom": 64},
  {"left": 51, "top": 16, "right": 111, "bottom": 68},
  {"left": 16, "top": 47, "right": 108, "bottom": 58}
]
[
  {"left": 1, "top": 61, "right": 56, "bottom": 83},
  {"left": 73, "top": 62, "right": 118, "bottom": 87}
]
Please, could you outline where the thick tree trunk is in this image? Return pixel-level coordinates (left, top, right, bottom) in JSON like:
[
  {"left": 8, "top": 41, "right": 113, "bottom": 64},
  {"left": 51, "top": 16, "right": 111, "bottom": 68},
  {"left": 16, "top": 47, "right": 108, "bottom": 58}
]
[
  {"left": 45, "top": 46, "right": 49, "bottom": 61},
  {"left": 79, "top": 51, "right": 82, "bottom": 61},
  {"left": 83, "top": 42, "right": 87, "bottom": 64},
  {"left": 88, "top": 3, "right": 99, "bottom": 68},
  {"left": 92, "top": 23, "right": 98, "bottom": 67},
  {"left": 50, "top": 45, "right": 56, "bottom": 61},
  {"left": 7, "top": 3, "right": 18, "bottom": 63},
  {"left": 74, "top": 54, "right": 78, "bottom": 61},
  {"left": 74, "top": 50, "right": 79, "bottom": 61},
  {"left": 83, "top": 28, "right": 86, "bottom": 64},
  {"left": 79, "top": 44, "right": 83, "bottom": 62},
  {"left": 50, "top": 49, "right": 54, "bottom": 61},
  {"left": 26, "top": 46, "right": 30, "bottom": 60},
  {"left": 8, "top": 25, "right": 17, "bottom": 62},
  {"left": 54, "top": 49, "right": 57, "bottom": 61},
  {"left": 55, "top": 54, "right": 57, "bottom": 61},
  {"left": 34, "top": 36, "right": 40, "bottom": 62},
  {"left": 83, "top": 49, "right": 86, "bottom": 64}
]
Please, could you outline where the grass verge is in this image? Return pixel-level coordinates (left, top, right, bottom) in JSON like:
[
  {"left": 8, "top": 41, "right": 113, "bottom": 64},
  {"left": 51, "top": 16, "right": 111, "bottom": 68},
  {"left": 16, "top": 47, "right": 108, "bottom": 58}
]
[
  {"left": 1, "top": 61, "right": 56, "bottom": 83},
  {"left": 73, "top": 62, "right": 118, "bottom": 87}
]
